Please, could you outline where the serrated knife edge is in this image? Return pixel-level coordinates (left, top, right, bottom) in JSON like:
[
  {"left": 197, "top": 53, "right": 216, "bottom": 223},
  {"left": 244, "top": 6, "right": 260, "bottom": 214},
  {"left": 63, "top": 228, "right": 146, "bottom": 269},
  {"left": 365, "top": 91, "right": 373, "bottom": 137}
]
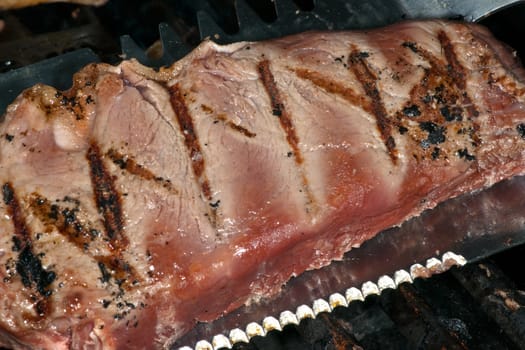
[{"left": 178, "top": 251, "right": 467, "bottom": 350}]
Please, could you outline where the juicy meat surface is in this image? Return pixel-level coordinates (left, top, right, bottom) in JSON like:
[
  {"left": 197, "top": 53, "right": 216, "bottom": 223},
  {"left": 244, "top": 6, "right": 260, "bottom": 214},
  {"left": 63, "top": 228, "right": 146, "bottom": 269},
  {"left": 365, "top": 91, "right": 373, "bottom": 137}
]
[
  {"left": 1, "top": 20, "right": 525, "bottom": 349},
  {"left": 0, "top": 0, "right": 106, "bottom": 10}
]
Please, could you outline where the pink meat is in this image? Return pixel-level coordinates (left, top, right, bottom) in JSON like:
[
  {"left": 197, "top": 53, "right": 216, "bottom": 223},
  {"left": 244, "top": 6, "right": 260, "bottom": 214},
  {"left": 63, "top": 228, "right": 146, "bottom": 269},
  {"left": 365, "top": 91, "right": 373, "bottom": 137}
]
[{"left": 1, "top": 20, "right": 525, "bottom": 349}]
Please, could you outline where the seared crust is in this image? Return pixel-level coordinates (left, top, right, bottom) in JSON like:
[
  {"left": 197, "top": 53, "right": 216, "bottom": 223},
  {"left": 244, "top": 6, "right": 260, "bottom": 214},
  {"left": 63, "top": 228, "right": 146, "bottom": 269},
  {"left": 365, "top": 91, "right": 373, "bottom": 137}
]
[{"left": 1, "top": 20, "right": 525, "bottom": 349}]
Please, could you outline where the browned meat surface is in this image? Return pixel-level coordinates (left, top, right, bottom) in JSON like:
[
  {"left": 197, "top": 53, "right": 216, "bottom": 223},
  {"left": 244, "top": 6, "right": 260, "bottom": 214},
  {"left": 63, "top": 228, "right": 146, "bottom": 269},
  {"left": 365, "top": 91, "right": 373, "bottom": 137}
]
[
  {"left": 1, "top": 20, "right": 525, "bottom": 349},
  {"left": 0, "top": 0, "right": 107, "bottom": 10}
]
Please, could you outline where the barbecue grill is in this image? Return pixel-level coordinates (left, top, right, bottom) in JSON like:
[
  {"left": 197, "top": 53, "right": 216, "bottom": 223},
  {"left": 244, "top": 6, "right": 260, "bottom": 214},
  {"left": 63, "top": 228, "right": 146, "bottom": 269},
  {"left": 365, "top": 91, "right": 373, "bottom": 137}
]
[{"left": 1, "top": 1, "right": 525, "bottom": 349}]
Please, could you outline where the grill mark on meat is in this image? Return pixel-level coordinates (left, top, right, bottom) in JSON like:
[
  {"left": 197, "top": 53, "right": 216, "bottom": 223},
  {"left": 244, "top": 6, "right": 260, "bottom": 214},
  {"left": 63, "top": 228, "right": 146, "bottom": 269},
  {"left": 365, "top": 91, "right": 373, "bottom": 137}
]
[
  {"left": 3, "top": 183, "right": 30, "bottom": 252},
  {"left": 87, "top": 142, "right": 127, "bottom": 248},
  {"left": 402, "top": 36, "right": 479, "bottom": 121},
  {"left": 438, "top": 31, "right": 466, "bottom": 90},
  {"left": 220, "top": 115, "right": 256, "bottom": 138},
  {"left": 201, "top": 104, "right": 256, "bottom": 138},
  {"left": 290, "top": 67, "right": 371, "bottom": 112},
  {"left": 438, "top": 31, "right": 480, "bottom": 120},
  {"left": 258, "top": 60, "right": 303, "bottom": 162},
  {"left": 397, "top": 35, "right": 481, "bottom": 160},
  {"left": 107, "top": 148, "right": 178, "bottom": 193},
  {"left": 96, "top": 256, "right": 136, "bottom": 289},
  {"left": 29, "top": 194, "right": 97, "bottom": 251},
  {"left": 348, "top": 49, "right": 398, "bottom": 163},
  {"left": 258, "top": 60, "right": 317, "bottom": 214},
  {"left": 86, "top": 143, "right": 140, "bottom": 291},
  {"left": 168, "top": 85, "right": 218, "bottom": 223},
  {"left": 2, "top": 183, "right": 55, "bottom": 314},
  {"left": 27, "top": 194, "right": 139, "bottom": 290}
]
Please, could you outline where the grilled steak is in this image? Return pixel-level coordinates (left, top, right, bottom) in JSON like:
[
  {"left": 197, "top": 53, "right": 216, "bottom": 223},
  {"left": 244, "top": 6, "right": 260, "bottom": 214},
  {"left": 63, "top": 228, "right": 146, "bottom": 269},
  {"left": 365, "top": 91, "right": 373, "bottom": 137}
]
[
  {"left": 1, "top": 20, "right": 525, "bottom": 349},
  {"left": 0, "top": 0, "right": 107, "bottom": 10}
]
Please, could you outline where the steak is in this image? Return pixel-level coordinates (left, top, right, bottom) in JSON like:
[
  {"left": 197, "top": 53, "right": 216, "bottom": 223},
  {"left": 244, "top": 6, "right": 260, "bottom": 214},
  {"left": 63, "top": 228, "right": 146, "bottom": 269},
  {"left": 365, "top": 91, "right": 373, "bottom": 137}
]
[
  {"left": 1, "top": 20, "right": 525, "bottom": 349},
  {"left": 0, "top": 0, "right": 107, "bottom": 10}
]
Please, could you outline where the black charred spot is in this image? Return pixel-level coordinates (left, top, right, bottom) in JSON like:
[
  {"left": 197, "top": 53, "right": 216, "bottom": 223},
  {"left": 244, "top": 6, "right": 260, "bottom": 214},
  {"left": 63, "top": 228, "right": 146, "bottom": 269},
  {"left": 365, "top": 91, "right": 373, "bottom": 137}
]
[
  {"left": 431, "top": 147, "right": 440, "bottom": 160},
  {"left": 62, "top": 196, "right": 80, "bottom": 205},
  {"left": 440, "top": 106, "right": 452, "bottom": 121},
  {"left": 403, "top": 104, "right": 421, "bottom": 117},
  {"left": 62, "top": 208, "right": 78, "bottom": 226},
  {"left": 287, "top": 151, "right": 293, "bottom": 157},
  {"left": 419, "top": 122, "right": 446, "bottom": 148},
  {"left": 121, "top": 261, "right": 131, "bottom": 273},
  {"left": 4, "top": 258, "right": 15, "bottom": 276},
  {"left": 386, "top": 136, "right": 396, "bottom": 151},
  {"left": 102, "top": 299, "right": 111, "bottom": 308},
  {"left": 358, "top": 51, "right": 370, "bottom": 58},
  {"left": 458, "top": 148, "right": 476, "bottom": 161},
  {"left": 5, "top": 134, "right": 14, "bottom": 142},
  {"left": 2, "top": 183, "right": 14, "bottom": 205},
  {"left": 451, "top": 107, "right": 463, "bottom": 121},
  {"left": 115, "top": 277, "right": 125, "bottom": 286},
  {"left": 422, "top": 94, "right": 432, "bottom": 104},
  {"left": 402, "top": 41, "right": 418, "bottom": 53},
  {"left": 113, "top": 157, "right": 127, "bottom": 169},
  {"left": 86, "top": 95, "right": 94, "bottom": 104},
  {"left": 440, "top": 106, "right": 463, "bottom": 122},
  {"left": 98, "top": 262, "right": 111, "bottom": 283},
  {"left": 433, "top": 85, "right": 446, "bottom": 104},
  {"left": 209, "top": 200, "right": 221, "bottom": 208},
  {"left": 12, "top": 236, "right": 22, "bottom": 252},
  {"left": 517, "top": 123, "right": 525, "bottom": 139},
  {"left": 48, "top": 204, "right": 59, "bottom": 220},
  {"left": 16, "top": 246, "right": 56, "bottom": 296},
  {"left": 398, "top": 126, "right": 408, "bottom": 135},
  {"left": 272, "top": 104, "right": 283, "bottom": 117}
]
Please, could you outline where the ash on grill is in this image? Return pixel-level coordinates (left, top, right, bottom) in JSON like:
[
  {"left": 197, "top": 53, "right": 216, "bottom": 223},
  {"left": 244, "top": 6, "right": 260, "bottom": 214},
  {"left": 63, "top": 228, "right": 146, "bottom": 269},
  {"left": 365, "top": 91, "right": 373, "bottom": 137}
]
[{"left": 1, "top": 1, "right": 525, "bottom": 349}]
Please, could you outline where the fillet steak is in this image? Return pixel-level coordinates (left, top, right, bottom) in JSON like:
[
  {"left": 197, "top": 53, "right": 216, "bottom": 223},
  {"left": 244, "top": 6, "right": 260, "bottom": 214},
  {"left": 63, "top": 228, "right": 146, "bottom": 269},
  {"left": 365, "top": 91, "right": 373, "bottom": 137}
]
[{"left": 1, "top": 20, "right": 525, "bottom": 349}]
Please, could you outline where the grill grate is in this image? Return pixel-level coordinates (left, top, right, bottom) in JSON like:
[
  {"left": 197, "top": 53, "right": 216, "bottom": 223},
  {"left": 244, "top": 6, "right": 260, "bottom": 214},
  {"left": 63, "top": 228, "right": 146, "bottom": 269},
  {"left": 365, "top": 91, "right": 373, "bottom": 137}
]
[{"left": 217, "top": 247, "right": 525, "bottom": 350}]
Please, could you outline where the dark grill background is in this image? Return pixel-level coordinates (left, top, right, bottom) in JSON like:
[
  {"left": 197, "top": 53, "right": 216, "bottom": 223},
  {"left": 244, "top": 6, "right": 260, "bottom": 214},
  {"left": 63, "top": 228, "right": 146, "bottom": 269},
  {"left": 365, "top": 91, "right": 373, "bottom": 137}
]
[{"left": 1, "top": 1, "right": 525, "bottom": 349}]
